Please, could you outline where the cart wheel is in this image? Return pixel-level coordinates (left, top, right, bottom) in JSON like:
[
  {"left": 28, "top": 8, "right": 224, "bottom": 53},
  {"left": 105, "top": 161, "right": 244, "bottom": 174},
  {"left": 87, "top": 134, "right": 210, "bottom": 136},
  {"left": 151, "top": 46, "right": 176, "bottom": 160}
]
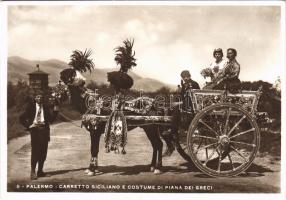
[
  {"left": 176, "top": 127, "right": 192, "bottom": 162},
  {"left": 174, "top": 111, "right": 195, "bottom": 163},
  {"left": 187, "top": 103, "right": 260, "bottom": 177}
]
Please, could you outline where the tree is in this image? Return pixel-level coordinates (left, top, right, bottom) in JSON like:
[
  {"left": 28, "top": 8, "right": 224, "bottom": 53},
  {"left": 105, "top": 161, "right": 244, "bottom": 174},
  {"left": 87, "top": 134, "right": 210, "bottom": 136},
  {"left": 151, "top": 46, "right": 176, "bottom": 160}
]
[
  {"left": 7, "top": 81, "right": 16, "bottom": 108},
  {"left": 155, "top": 86, "right": 171, "bottom": 95},
  {"left": 15, "top": 80, "right": 30, "bottom": 109},
  {"left": 240, "top": 80, "right": 281, "bottom": 119},
  {"left": 68, "top": 48, "right": 95, "bottom": 73},
  {"left": 114, "top": 38, "right": 137, "bottom": 73},
  {"left": 273, "top": 76, "right": 281, "bottom": 96}
]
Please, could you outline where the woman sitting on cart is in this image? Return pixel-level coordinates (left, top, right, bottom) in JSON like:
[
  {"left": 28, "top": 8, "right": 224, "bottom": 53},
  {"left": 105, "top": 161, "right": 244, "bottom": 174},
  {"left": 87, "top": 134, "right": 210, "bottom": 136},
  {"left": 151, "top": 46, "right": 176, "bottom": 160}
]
[{"left": 202, "top": 48, "right": 241, "bottom": 93}]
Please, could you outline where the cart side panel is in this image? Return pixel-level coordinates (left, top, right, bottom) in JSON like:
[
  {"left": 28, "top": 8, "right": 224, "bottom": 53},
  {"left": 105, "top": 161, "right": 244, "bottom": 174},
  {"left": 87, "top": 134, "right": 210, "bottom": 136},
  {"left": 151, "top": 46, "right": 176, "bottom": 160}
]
[{"left": 190, "top": 89, "right": 261, "bottom": 114}]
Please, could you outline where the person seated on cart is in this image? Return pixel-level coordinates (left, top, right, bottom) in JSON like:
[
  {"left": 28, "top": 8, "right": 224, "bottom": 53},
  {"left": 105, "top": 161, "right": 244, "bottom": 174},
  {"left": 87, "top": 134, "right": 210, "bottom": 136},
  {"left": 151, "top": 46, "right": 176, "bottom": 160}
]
[
  {"left": 201, "top": 48, "right": 226, "bottom": 87},
  {"left": 214, "top": 48, "right": 241, "bottom": 93},
  {"left": 203, "top": 48, "right": 241, "bottom": 93},
  {"left": 162, "top": 70, "right": 200, "bottom": 156},
  {"left": 209, "top": 48, "right": 227, "bottom": 81}
]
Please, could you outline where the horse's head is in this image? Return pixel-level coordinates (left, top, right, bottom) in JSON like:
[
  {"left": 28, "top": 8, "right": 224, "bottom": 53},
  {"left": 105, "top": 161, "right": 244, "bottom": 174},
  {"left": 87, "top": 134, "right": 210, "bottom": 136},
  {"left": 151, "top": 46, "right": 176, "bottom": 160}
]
[
  {"left": 60, "top": 68, "right": 76, "bottom": 85},
  {"left": 60, "top": 68, "right": 87, "bottom": 97}
]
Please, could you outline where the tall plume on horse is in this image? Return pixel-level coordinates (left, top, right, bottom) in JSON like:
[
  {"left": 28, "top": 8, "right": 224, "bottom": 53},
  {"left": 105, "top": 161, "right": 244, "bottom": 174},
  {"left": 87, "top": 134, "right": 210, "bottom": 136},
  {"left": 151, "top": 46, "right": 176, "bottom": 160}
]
[
  {"left": 104, "top": 39, "right": 137, "bottom": 155},
  {"left": 59, "top": 49, "right": 95, "bottom": 112},
  {"left": 107, "top": 38, "right": 137, "bottom": 93},
  {"left": 60, "top": 49, "right": 94, "bottom": 86}
]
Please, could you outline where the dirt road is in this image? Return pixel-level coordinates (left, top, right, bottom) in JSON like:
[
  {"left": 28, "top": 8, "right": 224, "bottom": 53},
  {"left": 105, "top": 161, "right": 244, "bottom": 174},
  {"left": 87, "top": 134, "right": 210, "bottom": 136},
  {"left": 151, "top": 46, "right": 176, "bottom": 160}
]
[{"left": 7, "top": 121, "right": 280, "bottom": 193}]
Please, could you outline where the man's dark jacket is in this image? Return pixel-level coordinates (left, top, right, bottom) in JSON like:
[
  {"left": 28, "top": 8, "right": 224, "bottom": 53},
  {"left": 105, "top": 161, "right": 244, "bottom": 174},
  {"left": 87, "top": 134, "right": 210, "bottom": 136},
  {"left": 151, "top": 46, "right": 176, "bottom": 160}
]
[
  {"left": 19, "top": 99, "right": 57, "bottom": 141},
  {"left": 181, "top": 79, "right": 200, "bottom": 95}
]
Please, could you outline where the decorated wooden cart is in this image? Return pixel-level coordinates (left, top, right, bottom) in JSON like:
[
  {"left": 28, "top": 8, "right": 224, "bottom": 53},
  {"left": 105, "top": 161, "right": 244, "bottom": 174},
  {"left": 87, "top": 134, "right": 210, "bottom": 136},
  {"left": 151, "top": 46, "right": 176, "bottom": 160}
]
[{"left": 81, "top": 87, "right": 270, "bottom": 177}]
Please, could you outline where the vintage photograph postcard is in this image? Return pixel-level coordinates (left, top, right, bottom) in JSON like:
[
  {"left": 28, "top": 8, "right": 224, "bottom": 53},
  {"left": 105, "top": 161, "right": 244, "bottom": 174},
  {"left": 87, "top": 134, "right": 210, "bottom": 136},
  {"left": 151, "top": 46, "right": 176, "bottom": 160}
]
[{"left": 0, "top": 1, "right": 285, "bottom": 199}]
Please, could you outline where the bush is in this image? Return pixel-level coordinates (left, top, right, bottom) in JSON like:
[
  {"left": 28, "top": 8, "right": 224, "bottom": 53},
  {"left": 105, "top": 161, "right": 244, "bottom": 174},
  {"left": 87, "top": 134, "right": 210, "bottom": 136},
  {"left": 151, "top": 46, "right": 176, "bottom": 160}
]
[{"left": 241, "top": 80, "right": 281, "bottom": 120}]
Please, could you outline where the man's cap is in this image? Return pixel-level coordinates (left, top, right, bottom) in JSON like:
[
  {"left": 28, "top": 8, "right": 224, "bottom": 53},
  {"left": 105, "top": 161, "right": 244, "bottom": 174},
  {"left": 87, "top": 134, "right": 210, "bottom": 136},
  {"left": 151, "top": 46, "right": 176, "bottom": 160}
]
[
  {"left": 181, "top": 70, "right": 191, "bottom": 78},
  {"left": 34, "top": 90, "right": 44, "bottom": 96},
  {"left": 227, "top": 48, "right": 237, "bottom": 57}
]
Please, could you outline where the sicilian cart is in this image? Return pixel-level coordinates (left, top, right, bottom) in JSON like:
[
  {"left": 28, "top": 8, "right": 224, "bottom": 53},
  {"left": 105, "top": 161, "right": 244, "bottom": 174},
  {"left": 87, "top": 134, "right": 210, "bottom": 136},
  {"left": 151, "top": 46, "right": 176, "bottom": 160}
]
[{"left": 80, "top": 86, "right": 270, "bottom": 177}]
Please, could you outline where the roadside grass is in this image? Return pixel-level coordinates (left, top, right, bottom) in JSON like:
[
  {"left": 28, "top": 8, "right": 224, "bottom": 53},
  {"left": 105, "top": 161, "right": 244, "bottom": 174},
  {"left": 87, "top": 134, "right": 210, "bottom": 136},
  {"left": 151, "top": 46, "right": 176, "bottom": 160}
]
[
  {"left": 259, "top": 131, "right": 281, "bottom": 157},
  {"left": 7, "top": 107, "right": 28, "bottom": 141}
]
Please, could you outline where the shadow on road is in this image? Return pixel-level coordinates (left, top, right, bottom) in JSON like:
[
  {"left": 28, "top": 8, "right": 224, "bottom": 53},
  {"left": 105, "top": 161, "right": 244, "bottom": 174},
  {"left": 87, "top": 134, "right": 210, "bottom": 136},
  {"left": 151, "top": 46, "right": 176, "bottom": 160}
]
[
  {"left": 27, "top": 163, "right": 197, "bottom": 178},
  {"left": 246, "top": 163, "right": 273, "bottom": 173},
  {"left": 41, "top": 161, "right": 273, "bottom": 178},
  {"left": 98, "top": 165, "right": 150, "bottom": 175},
  {"left": 193, "top": 162, "right": 274, "bottom": 178},
  {"left": 99, "top": 165, "right": 193, "bottom": 175},
  {"left": 23, "top": 158, "right": 274, "bottom": 179},
  {"left": 46, "top": 168, "right": 86, "bottom": 176}
]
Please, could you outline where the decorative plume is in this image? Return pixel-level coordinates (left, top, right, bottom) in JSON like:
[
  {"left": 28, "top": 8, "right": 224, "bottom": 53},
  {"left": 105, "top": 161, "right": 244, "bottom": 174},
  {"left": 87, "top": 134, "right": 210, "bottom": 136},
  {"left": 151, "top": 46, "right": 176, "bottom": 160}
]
[{"left": 114, "top": 38, "right": 137, "bottom": 73}]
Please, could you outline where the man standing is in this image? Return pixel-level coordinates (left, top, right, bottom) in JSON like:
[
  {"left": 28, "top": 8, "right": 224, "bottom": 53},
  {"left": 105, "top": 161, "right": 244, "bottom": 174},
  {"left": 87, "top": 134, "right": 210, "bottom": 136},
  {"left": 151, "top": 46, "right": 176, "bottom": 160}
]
[
  {"left": 162, "top": 70, "right": 200, "bottom": 156},
  {"left": 180, "top": 70, "right": 200, "bottom": 96},
  {"left": 19, "top": 91, "right": 58, "bottom": 180},
  {"left": 172, "top": 70, "right": 200, "bottom": 125}
]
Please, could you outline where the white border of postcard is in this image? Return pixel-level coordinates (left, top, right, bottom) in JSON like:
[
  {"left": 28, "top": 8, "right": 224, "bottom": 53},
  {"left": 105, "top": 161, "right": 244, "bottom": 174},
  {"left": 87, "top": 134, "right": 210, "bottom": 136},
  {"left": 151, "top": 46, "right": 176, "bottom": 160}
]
[{"left": 0, "top": 1, "right": 285, "bottom": 200}]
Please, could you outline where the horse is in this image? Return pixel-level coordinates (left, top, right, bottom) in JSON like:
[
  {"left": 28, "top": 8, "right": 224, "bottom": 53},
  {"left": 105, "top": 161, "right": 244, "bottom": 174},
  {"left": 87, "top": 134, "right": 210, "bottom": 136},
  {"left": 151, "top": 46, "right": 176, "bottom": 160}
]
[
  {"left": 82, "top": 115, "right": 167, "bottom": 175},
  {"left": 58, "top": 69, "right": 175, "bottom": 175},
  {"left": 81, "top": 94, "right": 176, "bottom": 175}
]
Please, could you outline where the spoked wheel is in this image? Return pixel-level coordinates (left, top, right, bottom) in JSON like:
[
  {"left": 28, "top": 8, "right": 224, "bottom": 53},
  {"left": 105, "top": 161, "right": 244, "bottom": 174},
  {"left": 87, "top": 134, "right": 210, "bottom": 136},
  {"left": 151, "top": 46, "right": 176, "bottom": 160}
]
[
  {"left": 175, "top": 112, "right": 195, "bottom": 163},
  {"left": 187, "top": 103, "right": 260, "bottom": 177},
  {"left": 176, "top": 127, "right": 192, "bottom": 162}
]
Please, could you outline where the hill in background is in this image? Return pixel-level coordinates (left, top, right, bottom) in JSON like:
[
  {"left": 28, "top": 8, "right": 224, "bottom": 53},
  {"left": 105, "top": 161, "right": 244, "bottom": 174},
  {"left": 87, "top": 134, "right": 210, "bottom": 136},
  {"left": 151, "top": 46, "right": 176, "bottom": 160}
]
[{"left": 8, "top": 56, "right": 176, "bottom": 92}]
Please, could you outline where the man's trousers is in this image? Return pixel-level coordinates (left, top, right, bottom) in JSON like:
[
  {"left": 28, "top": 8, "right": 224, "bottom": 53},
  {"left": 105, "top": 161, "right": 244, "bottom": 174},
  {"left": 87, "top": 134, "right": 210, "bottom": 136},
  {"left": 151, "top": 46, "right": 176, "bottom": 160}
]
[{"left": 30, "top": 127, "right": 49, "bottom": 172}]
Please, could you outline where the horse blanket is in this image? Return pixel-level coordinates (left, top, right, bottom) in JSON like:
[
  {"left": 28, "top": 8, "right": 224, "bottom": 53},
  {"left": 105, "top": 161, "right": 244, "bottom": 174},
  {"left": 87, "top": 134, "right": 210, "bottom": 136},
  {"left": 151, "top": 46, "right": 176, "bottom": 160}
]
[{"left": 104, "top": 111, "right": 128, "bottom": 154}]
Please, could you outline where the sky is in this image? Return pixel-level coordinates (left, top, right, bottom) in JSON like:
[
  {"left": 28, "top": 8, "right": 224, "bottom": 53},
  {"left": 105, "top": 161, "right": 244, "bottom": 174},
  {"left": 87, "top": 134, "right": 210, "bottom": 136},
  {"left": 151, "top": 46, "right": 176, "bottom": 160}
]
[{"left": 8, "top": 5, "right": 283, "bottom": 86}]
